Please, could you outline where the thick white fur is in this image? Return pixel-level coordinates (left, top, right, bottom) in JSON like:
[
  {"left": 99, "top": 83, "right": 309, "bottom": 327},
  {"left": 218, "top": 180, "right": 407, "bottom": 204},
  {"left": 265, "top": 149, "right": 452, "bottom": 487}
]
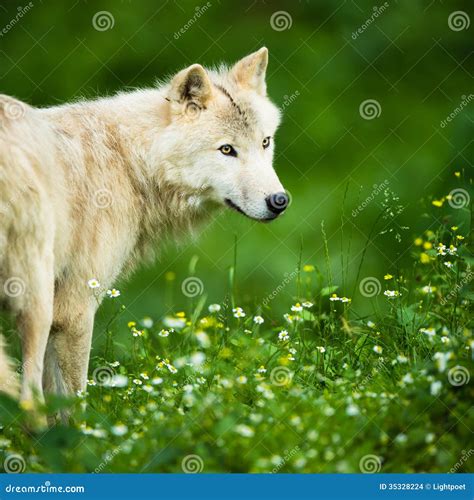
[{"left": 0, "top": 48, "right": 285, "bottom": 414}]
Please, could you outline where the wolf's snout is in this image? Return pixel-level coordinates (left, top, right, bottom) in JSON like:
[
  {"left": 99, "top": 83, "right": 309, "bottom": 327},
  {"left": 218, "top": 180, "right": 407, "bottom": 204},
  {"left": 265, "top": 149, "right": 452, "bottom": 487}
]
[{"left": 265, "top": 192, "right": 289, "bottom": 215}]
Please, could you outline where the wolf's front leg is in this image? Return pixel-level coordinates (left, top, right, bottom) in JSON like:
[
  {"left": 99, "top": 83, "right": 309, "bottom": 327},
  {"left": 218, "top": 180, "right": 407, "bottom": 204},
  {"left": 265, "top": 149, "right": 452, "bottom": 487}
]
[
  {"left": 15, "top": 255, "right": 55, "bottom": 429},
  {"left": 18, "top": 295, "right": 53, "bottom": 409},
  {"left": 43, "top": 289, "right": 96, "bottom": 421}
]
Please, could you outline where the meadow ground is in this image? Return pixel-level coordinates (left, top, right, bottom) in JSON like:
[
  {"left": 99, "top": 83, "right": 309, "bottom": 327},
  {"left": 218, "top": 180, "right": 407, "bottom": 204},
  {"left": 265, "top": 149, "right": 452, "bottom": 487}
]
[{"left": 0, "top": 173, "right": 472, "bottom": 474}]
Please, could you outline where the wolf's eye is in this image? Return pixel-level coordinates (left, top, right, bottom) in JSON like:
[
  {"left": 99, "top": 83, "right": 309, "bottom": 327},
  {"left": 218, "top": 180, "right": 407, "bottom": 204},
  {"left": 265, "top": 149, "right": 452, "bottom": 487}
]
[
  {"left": 219, "top": 144, "right": 237, "bottom": 157},
  {"left": 262, "top": 136, "right": 271, "bottom": 149}
]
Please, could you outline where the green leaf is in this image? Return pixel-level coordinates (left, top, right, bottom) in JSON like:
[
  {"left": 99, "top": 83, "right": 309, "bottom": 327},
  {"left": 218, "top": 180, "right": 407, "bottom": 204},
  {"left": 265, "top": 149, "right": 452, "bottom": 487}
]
[{"left": 320, "top": 286, "right": 339, "bottom": 296}]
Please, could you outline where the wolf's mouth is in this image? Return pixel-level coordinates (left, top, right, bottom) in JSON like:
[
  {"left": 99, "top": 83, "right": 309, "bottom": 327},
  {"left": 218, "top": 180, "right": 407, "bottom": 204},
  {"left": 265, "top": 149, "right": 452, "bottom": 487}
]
[{"left": 225, "top": 198, "right": 276, "bottom": 222}]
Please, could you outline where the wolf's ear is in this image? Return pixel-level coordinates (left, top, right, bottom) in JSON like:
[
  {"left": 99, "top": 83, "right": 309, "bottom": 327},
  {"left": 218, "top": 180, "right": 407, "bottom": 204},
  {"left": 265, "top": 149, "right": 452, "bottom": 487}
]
[
  {"left": 169, "top": 64, "right": 213, "bottom": 107},
  {"left": 230, "top": 47, "right": 268, "bottom": 95}
]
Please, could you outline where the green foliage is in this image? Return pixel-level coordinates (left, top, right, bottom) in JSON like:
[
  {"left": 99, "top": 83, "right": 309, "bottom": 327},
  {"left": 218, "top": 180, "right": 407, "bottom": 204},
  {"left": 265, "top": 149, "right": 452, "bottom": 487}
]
[
  {"left": 0, "top": 0, "right": 472, "bottom": 474},
  {"left": 1, "top": 189, "right": 473, "bottom": 472}
]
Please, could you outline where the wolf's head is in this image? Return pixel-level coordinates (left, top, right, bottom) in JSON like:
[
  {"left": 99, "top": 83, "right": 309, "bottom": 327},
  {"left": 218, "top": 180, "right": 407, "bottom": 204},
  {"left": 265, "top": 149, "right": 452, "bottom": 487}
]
[{"left": 159, "top": 48, "right": 288, "bottom": 222}]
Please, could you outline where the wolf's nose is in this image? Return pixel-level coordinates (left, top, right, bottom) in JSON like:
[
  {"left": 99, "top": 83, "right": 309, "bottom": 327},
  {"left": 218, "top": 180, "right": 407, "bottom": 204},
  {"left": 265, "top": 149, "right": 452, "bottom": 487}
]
[{"left": 266, "top": 192, "right": 289, "bottom": 214}]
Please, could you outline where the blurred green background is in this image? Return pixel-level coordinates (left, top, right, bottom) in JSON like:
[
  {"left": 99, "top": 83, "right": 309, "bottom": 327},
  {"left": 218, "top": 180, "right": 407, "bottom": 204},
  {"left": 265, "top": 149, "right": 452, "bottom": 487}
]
[{"left": 0, "top": 0, "right": 472, "bottom": 331}]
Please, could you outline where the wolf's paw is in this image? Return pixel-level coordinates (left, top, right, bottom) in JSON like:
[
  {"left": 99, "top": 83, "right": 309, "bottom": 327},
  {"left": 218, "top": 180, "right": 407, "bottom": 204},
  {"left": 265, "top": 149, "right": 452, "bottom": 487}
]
[{"left": 20, "top": 399, "right": 48, "bottom": 432}]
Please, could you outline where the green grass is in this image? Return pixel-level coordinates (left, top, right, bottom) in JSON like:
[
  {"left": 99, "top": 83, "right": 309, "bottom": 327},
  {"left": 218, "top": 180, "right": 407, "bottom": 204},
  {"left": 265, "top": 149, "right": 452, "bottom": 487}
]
[{"left": 0, "top": 177, "right": 472, "bottom": 474}]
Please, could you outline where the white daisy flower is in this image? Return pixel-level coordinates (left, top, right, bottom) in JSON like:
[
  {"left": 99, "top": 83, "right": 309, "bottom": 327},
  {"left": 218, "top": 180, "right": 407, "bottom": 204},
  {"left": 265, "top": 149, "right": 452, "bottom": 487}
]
[
  {"left": 291, "top": 303, "right": 303, "bottom": 312},
  {"left": 163, "top": 316, "right": 186, "bottom": 330},
  {"left": 373, "top": 345, "right": 383, "bottom": 354},
  {"left": 384, "top": 290, "right": 401, "bottom": 298},
  {"left": 208, "top": 303, "right": 221, "bottom": 313},
  {"left": 278, "top": 330, "right": 289, "bottom": 342},
  {"left": 141, "top": 317, "right": 154, "bottom": 328},
  {"left": 196, "top": 331, "right": 210, "bottom": 348},
  {"left": 433, "top": 351, "right": 451, "bottom": 372},
  {"left": 346, "top": 404, "right": 359, "bottom": 416},
  {"left": 235, "top": 424, "right": 254, "bottom": 438},
  {"left": 253, "top": 315, "right": 264, "bottom": 324},
  {"left": 437, "top": 244, "right": 447, "bottom": 256},
  {"left": 420, "top": 327, "right": 436, "bottom": 337},
  {"left": 283, "top": 313, "right": 293, "bottom": 323},
  {"left": 430, "top": 380, "right": 442, "bottom": 396},
  {"left": 167, "top": 364, "right": 178, "bottom": 374},
  {"left": 87, "top": 278, "right": 100, "bottom": 289},
  {"left": 232, "top": 307, "right": 245, "bottom": 318},
  {"left": 132, "top": 328, "right": 144, "bottom": 337},
  {"left": 111, "top": 424, "right": 128, "bottom": 436},
  {"left": 106, "top": 288, "right": 120, "bottom": 298},
  {"left": 447, "top": 245, "right": 457, "bottom": 255}
]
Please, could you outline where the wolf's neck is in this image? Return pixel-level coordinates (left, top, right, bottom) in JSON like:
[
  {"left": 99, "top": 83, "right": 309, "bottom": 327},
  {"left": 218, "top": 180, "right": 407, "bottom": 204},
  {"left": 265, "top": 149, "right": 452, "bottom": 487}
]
[
  {"left": 45, "top": 89, "right": 216, "bottom": 267},
  {"left": 99, "top": 90, "right": 217, "bottom": 263}
]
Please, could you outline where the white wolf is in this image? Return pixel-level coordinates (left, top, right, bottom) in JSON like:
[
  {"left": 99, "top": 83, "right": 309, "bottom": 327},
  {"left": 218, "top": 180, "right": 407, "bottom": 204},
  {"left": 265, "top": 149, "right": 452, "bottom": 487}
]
[{"left": 0, "top": 48, "right": 288, "bottom": 415}]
